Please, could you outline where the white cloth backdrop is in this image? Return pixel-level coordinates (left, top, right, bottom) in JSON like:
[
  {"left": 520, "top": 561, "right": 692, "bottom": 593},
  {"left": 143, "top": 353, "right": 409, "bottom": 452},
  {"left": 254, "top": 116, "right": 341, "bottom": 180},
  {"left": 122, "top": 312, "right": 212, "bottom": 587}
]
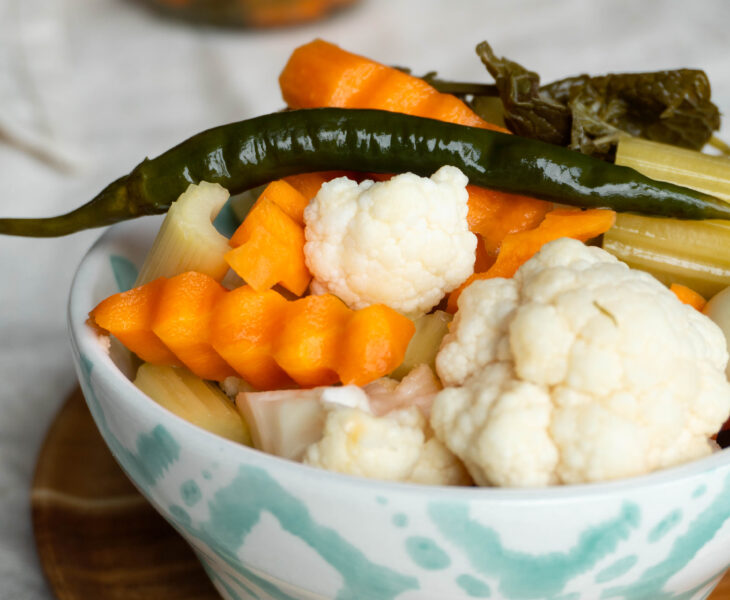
[{"left": 1, "top": 0, "right": 729, "bottom": 597}]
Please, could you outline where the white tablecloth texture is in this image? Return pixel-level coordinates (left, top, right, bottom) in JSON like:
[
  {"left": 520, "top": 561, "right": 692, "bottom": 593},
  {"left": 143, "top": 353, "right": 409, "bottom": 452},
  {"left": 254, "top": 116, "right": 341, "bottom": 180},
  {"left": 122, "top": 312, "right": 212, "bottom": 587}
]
[{"left": 1, "top": 1, "right": 729, "bottom": 597}]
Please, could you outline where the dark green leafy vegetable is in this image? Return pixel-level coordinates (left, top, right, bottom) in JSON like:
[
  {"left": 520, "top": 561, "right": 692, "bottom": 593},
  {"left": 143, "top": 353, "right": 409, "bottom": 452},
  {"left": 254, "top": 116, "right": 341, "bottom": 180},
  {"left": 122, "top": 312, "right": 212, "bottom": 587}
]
[
  {"left": 475, "top": 42, "right": 572, "bottom": 147},
  {"left": 476, "top": 41, "right": 721, "bottom": 160},
  {"left": 2, "top": 108, "right": 730, "bottom": 237}
]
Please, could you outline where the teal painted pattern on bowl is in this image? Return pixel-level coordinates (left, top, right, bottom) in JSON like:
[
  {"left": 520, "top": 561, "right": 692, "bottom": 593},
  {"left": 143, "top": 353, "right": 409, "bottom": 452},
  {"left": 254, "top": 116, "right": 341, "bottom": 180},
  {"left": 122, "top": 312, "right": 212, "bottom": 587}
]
[
  {"left": 109, "top": 254, "right": 138, "bottom": 292},
  {"left": 68, "top": 218, "right": 730, "bottom": 600}
]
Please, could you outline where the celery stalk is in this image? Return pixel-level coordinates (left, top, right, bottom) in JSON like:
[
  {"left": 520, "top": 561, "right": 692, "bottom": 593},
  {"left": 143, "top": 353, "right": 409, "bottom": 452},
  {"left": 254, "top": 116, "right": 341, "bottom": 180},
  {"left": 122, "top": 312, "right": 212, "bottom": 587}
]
[
  {"left": 391, "top": 311, "right": 452, "bottom": 380},
  {"left": 135, "top": 182, "right": 232, "bottom": 286},
  {"left": 615, "top": 136, "right": 730, "bottom": 203},
  {"left": 603, "top": 213, "right": 730, "bottom": 298},
  {"left": 134, "top": 363, "right": 252, "bottom": 445},
  {"left": 605, "top": 137, "right": 730, "bottom": 296}
]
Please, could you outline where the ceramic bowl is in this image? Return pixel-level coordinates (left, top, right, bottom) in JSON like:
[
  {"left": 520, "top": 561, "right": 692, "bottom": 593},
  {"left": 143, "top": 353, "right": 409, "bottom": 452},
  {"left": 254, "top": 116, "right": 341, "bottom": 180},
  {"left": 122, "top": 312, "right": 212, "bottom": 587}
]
[{"left": 68, "top": 217, "right": 730, "bottom": 600}]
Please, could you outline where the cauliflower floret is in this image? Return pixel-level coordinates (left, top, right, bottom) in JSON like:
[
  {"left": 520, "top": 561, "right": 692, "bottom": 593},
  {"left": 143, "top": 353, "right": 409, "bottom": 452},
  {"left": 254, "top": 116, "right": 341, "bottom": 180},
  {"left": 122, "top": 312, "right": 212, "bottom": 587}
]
[
  {"left": 410, "top": 437, "right": 474, "bottom": 486},
  {"left": 303, "top": 407, "right": 424, "bottom": 481},
  {"left": 303, "top": 166, "right": 476, "bottom": 316},
  {"left": 303, "top": 405, "right": 472, "bottom": 486},
  {"left": 432, "top": 238, "right": 730, "bottom": 487}
]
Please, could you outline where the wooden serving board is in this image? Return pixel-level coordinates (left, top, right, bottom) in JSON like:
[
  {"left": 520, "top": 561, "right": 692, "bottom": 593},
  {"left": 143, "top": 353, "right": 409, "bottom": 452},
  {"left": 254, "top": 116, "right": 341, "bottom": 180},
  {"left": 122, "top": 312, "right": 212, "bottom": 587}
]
[
  {"left": 31, "top": 387, "right": 730, "bottom": 600},
  {"left": 31, "top": 387, "right": 219, "bottom": 599}
]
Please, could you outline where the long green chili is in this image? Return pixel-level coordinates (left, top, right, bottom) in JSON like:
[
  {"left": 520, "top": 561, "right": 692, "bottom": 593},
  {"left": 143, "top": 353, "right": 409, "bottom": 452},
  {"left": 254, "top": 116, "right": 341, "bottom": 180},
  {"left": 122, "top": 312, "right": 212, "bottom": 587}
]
[{"left": 3, "top": 108, "right": 730, "bottom": 237}]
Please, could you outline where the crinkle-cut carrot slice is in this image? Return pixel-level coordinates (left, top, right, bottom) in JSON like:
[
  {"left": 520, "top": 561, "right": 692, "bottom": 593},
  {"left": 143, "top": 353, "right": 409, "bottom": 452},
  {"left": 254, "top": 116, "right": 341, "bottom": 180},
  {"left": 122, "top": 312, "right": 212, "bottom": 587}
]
[
  {"left": 91, "top": 275, "right": 417, "bottom": 390},
  {"left": 338, "top": 304, "right": 416, "bottom": 387},
  {"left": 151, "top": 271, "right": 235, "bottom": 381},
  {"left": 89, "top": 277, "right": 182, "bottom": 366},
  {"left": 210, "top": 286, "right": 294, "bottom": 390},
  {"left": 272, "top": 294, "right": 352, "bottom": 388}
]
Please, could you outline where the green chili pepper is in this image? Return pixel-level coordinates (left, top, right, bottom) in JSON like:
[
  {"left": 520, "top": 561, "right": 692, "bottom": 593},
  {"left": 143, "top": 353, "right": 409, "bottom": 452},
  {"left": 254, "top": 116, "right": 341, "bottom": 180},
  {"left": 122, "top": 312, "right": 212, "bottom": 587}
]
[{"left": 3, "top": 108, "right": 730, "bottom": 237}]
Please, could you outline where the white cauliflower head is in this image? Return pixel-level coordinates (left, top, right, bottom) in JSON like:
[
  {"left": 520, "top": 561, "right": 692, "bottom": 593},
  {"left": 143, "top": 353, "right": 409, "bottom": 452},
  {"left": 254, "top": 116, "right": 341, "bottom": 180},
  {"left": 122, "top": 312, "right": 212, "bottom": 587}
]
[
  {"left": 303, "top": 166, "right": 476, "bottom": 316},
  {"left": 432, "top": 238, "right": 730, "bottom": 487},
  {"left": 303, "top": 405, "right": 472, "bottom": 486}
]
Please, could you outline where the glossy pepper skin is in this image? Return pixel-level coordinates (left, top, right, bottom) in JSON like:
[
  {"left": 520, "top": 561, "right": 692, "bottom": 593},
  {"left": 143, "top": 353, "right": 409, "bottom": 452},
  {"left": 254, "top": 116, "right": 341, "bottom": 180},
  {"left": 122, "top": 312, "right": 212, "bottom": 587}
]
[{"left": 3, "top": 108, "right": 730, "bottom": 237}]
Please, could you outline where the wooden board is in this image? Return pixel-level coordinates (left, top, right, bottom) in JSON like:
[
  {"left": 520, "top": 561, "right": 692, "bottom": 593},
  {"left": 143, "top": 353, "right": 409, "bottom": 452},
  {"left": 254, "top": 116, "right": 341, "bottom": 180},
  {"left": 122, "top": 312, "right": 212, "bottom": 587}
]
[
  {"left": 30, "top": 387, "right": 730, "bottom": 600},
  {"left": 31, "top": 387, "right": 219, "bottom": 599}
]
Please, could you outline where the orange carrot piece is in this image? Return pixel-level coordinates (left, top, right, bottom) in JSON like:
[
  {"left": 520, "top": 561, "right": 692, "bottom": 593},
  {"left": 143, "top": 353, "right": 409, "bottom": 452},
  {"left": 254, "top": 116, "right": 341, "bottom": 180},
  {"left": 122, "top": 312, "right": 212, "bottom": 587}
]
[
  {"left": 670, "top": 283, "right": 707, "bottom": 311},
  {"left": 254, "top": 179, "right": 310, "bottom": 226},
  {"left": 351, "top": 68, "right": 447, "bottom": 117},
  {"left": 485, "top": 209, "right": 617, "bottom": 278},
  {"left": 89, "top": 277, "right": 182, "bottom": 366},
  {"left": 151, "top": 272, "right": 235, "bottom": 381},
  {"left": 448, "top": 209, "right": 617, "bottom": 312},
  {"left": 279, "top": 39, "right": 382, "bottom": 109},
  {"left": 467, "top": 186, "right": 552, "bottom": 257},
  {"left": 473, "top": 236, "right": 496, "bottom": 273},
  {"left": 226, "top": 196, "right": 311, "bottom": 296},
  {"left": 230, "top": 192, "right": 299, "bottom": 248},
  {"left": 92, "top": 272, "right": 416, "bottom": 390},
  {"left": 280, "top": 39, "right": 504, "bottom": 131},
  {"left": 338, "top": 305, "right": 415, "bottom": 386},
  {"left": 417, "top": 92, "right": 492, "bottom": 128},
  {"left": 272, "top": 294, "right": 352, "bottom": 387},
  {"left": 210, "top": 286, "right": 294, "bottom": 390},
  {"left": 283, "top": 171, "right": 355, "bottom": 205}
]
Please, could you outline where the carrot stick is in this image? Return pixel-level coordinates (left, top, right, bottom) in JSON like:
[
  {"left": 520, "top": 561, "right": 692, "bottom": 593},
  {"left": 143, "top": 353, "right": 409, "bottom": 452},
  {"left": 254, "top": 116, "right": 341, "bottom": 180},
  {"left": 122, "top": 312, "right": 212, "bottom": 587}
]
[
  {"left": 448, "top": 209, "right": 617, "bottom": 312},
  {"left": 280, "top": 39, "right": 502, "bottom": 130},
  {"left": 670, "top": 283, "right": 707, "bottom": 311},
  {"left": 467, "top": 186, "right": 552, "bottom": 257}
]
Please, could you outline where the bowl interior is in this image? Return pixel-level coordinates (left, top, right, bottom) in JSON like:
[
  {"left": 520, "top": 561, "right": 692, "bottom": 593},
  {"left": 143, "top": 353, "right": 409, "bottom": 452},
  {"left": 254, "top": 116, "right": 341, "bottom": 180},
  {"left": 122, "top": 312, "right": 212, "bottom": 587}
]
[
  {"left": 66, "top": 216, "right": 730, "bottom": 600},
  {"left": 68, "top": 215, "right": 730, "bottom": 501}
]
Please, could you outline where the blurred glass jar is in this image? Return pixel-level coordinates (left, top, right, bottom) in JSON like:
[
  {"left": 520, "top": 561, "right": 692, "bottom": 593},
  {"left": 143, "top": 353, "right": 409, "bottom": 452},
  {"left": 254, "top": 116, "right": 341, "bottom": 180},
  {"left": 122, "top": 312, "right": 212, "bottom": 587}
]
[{"left": 139, "top": 0, "right": 361, "bottom": 27}]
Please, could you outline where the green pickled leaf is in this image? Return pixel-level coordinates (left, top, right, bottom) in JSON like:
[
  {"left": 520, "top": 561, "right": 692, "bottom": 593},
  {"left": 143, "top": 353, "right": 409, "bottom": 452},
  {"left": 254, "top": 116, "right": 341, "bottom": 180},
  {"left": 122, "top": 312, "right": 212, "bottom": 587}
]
[
  {"left": 476, "top": 41, "right": 571, "bottom": 146},
  {"left": 475, "top": 41, "right": 721, "bottom": 159}
]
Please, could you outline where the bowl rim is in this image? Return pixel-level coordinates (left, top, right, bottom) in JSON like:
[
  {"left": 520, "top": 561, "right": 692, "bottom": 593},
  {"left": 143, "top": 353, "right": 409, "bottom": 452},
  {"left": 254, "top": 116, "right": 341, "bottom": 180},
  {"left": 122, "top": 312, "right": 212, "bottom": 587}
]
[{"left": 68, "top": 217, "right": 730, "bottom": 503}]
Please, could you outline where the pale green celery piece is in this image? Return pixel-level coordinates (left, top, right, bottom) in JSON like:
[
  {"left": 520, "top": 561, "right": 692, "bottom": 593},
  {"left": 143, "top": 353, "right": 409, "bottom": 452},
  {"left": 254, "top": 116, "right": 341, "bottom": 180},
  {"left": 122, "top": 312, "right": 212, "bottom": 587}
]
[
  {"left": 391, "top": 310, "right": 452, "bottom": 380},
  {"left": 603, "top": 213, "right": 730, "bottom": 298},
  {"left": 134, "top": 363, "right": 252, "bottom": 445},
  {"left": 135, "top": 181, "right": 232, "bottom": 286},
  {"left": 615, "top": 136, "right": 730, "bottom": 203}
]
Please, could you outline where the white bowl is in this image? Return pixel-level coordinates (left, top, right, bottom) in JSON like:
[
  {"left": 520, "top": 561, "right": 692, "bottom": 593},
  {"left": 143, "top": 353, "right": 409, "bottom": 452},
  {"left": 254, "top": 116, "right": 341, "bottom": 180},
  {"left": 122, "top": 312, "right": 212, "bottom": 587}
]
[{"left": 68, "top": 217, "right": 730, "bottom": 600}]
